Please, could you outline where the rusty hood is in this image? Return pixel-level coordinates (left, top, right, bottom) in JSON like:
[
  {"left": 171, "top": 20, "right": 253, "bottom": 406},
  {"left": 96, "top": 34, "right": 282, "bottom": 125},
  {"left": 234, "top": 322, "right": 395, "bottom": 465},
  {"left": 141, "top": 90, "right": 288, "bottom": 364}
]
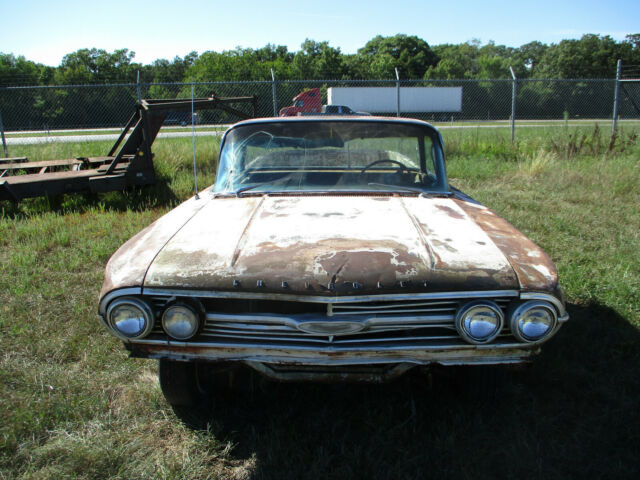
[{"left": 139, "top": 194, "right": 555, "bottom": 295}]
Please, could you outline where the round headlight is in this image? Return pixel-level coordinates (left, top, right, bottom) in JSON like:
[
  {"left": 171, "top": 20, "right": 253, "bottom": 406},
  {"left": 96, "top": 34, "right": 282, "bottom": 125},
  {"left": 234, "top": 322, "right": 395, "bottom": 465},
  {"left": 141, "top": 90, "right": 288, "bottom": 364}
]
[
  {"left": 510, "top": 301, "right": 557, "bottom": 343},
  {"left": 162, "top": 304, "right": 200, "bottom": 340},
  {"left": 456, "top": 301, "right": 504, "bottom": 344},
  {"left": 107, "top": 297, "right": 154, "bottom": 339}
]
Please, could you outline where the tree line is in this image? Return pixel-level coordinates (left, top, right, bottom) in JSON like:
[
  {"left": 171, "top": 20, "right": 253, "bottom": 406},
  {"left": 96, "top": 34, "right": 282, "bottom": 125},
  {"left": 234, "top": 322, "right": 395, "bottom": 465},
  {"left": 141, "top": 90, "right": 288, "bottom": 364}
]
[
  {"left": 1, "top": 34, "right": 639, "bottom": 130},
  {"left": 2, "top": 33, "right": 639, "bottom": 86}
]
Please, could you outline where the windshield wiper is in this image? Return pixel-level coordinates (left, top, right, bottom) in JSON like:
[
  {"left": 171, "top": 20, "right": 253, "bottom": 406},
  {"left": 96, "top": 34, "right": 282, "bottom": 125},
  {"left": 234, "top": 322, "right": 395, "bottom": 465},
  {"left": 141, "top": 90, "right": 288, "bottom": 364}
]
[
  {"left": 211, "top": 185, "right": 265, "bottom": 198},
  {"left": 367, "top": 183, "right": 426, "bottom": 194},
  {"left": 367, "top": 183, "right": 452, "bottom": 197},
  {"left": 234, "top": 184, "right": 262, "bottom": 196}
]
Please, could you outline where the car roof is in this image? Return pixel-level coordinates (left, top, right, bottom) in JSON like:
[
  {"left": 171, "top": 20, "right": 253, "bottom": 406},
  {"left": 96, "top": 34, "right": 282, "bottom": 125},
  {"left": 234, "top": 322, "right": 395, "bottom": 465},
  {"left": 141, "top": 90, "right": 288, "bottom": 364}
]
[
  {"left": 231, "top": 115, "right": 439, "bottom": 130},
  {"left": 222, "top": 116, "right": 445, "bottom": 151}
]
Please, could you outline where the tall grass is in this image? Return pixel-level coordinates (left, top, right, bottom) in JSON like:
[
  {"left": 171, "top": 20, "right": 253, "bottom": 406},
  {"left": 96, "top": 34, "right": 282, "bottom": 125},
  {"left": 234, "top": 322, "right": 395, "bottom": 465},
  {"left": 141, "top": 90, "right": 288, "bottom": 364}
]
[{"left": 1, "top": 126, "right": 639, "bottom": 479}]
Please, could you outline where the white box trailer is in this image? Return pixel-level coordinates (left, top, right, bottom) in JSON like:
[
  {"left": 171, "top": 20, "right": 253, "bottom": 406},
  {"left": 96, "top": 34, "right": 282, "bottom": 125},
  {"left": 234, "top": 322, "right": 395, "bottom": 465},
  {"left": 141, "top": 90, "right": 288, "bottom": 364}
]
[{"left": 327, "top": 87, "right": 462, "bottom": 113}]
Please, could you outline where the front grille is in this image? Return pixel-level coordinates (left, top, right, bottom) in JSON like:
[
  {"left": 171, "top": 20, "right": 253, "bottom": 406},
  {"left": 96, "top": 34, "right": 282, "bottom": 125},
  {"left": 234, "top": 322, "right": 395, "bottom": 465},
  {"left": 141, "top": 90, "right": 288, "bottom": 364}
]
[{"left": 143, "top": 292, "right": 517, "bottom": 348}]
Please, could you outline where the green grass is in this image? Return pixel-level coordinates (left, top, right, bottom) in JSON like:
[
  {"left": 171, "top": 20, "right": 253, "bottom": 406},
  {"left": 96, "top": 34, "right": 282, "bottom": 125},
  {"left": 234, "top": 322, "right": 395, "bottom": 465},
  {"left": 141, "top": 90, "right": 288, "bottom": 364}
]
[
  {"left": 1, "top": 127, "right": 639, "bottom": 479},
  {"left": 5, "top": 125, "right": 228, "bottom": 138}
]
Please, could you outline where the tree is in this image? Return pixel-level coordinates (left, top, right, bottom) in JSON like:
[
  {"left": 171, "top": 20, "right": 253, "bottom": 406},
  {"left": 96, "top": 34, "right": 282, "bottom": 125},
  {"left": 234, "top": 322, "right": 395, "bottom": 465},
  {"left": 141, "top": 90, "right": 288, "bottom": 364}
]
[
  {"left": 291, "top": 40, "right": 344, "bottom": 79},
  {"left": 187, "top": 45, "right": 293, "bottom": 82},
  {"left": 358, "top": 34, "right": 438, "bottom": 78},
  {"left": 623, "top": 34, "right": 640, "bottom": 64},
  {"left": 425, "top": 42, "right": 480, "bottom": 79},
  {"left": 54, "top": 48, "right": 140, "bottom": 84},
  {"left": 534, "top": 34, "right": 631, "bottom": 78},
  {"left": 148, "top": 52, "right": 198, "bottom": 83},
  {"left": 0, "top": 53, "right": 44, "bottom": 86},
  {"left": 426, "top": 40, "right": 523, "bottom": 80},
  {"left": 516, "top": 41, "right": 549, "bottom": 75}
]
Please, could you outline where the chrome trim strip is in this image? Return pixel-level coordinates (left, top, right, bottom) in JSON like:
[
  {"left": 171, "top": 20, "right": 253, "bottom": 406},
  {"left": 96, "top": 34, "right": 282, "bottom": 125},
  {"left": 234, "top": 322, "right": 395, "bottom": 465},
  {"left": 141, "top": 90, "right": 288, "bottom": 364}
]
[
  {"left": 455, "top": 300, "right": 504, "bottom": 345},
  {"left": 332, "top": 300, "right": 460, "bottom": 310},
  {"left": 205, "top": 312, "right": 455, "bottom": 328},
  {"left": 130, "top": 337, "right": 537, "bottom": 352},
  {"left": 329, "top": 334, "right": 461, "bottom": 345},
  {"left": 98, "top": 287, "right": 143, "bottom": 316},
  {"left": 106, "top": 296, "right": 155, "bottom": 341},
  {"left": 203, "top": 312, "right": 458, "bottom": 340},
  {"left": 520, "top": 291, "right": 567, "bottom": 317},
  {"left": 130, "top": 340, "right": 539, "bottom": 366},
  {"left": 133, "top": 319, "right": 562, "bottom": 350},
  {"left": 142, "top": 288, "right": 519, "bottom": 304},
  {"left": 96, "top": 314, "right": 108, "bottom": 329},
  {"left": 201, "top": 322, "right": 455, "bottom": 335},
  {"left": 510, "top": 300, "right": 558, "bottom": 343},
  {"left": 333, "top": 307, "right": 457, "bottom": 316}
]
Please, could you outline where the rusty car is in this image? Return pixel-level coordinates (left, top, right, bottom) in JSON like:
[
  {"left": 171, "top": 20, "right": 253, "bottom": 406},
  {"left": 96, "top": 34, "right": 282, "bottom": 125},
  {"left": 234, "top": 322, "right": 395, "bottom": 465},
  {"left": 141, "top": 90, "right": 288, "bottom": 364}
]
[{"left": 98, "top": 116, "right": 568, "bottom": 418}]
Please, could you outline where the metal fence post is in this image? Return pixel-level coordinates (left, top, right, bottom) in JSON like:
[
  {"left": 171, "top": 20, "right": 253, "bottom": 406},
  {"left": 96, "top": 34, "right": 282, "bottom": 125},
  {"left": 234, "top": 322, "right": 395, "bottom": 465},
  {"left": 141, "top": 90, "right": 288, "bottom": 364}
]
[
  {"left": 191, "top": 85, "right": 199, "bottom": 199},
  {"left": 395, "top": 68, "right": 400, "bottom": 117},
  {"left": 510, "top": 67, "right": 517, "bottom": 143},
  {"left": 136, "top": 71, "right": 142, "bottom": 103},
  {"left": 271, "top": 69, "right": 278, "bottom": 117},
  {"left": 0, "top": 110, "right": 8, "bottom": 157},
  {"left": 612, "top": 59, "right": 622, "bottom": 134}
]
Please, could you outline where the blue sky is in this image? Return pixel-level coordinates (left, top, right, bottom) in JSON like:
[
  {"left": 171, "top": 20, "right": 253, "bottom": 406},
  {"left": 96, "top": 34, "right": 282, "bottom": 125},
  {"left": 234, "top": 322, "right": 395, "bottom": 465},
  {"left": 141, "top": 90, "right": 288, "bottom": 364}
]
[{"left": 0, "top": 0, "right": 637, "bottom": 65}]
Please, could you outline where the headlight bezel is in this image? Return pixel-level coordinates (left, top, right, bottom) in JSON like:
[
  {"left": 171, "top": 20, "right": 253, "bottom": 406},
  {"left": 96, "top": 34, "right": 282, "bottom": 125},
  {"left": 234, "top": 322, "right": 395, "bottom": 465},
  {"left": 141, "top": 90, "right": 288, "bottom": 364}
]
[
  {"left": 455, "top": 300, "right": 504, "bottom": 345},
  {"left": 106, "top": 297, "right": 154, "bottom": 340},
  {"left": 161, "top": 302, "right": 202, "bottom": 340},
  {"left": 509, "top": 300, "right": 558, "bottom": 343}
]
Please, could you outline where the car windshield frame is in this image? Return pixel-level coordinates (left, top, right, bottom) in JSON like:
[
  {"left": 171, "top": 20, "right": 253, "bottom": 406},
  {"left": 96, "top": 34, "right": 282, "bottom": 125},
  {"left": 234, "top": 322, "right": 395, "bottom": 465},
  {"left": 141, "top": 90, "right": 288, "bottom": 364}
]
[{"left": 213, "top": 118, "right": 449, "bottom": 195}]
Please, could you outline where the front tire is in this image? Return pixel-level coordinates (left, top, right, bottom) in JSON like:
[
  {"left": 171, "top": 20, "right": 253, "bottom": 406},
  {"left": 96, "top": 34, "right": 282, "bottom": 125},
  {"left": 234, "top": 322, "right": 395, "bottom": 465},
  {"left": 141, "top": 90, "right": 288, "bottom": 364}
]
[
  {"left": 158, "top": 359, "right": 259, "bottom": 428},
  {"left": 159, "top": 359, "right": 214, "bottom": 428}
]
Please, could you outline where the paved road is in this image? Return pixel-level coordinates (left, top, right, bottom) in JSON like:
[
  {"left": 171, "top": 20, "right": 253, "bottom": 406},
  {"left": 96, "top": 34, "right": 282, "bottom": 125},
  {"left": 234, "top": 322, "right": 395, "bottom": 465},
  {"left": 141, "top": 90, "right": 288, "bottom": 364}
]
[
  {"left": 5, "top": 129, "right": 225, "bottom": 145},
  {"left": 5, "top": 120, "right": 627, "bottom": 146}
]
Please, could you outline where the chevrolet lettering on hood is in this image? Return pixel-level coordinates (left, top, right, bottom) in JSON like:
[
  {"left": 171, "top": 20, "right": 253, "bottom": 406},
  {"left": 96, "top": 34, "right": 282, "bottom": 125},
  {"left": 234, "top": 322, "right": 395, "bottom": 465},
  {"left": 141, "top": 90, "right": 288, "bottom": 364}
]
[{"left": 98, "top": 117, "right": 568, "bottom": 420}]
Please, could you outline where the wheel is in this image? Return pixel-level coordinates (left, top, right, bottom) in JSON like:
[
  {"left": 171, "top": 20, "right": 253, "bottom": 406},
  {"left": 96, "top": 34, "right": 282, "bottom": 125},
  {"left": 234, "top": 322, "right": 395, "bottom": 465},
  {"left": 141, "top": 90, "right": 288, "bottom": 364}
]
[
  {"left": 453, "top": 364, "right": 527, "bottom": 400},
  {"left": 159, "top": 359, "right": 218, "bottom": 428},
  {"left": 158, "top": 359, "right": 258, "bottom": 429}
]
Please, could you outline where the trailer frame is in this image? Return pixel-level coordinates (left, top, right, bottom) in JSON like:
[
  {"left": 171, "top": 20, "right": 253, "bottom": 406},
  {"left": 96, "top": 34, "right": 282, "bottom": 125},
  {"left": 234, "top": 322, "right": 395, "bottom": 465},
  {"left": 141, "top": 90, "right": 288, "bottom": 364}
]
[{"left": 0, "top": 94, "right": 257, "bottom": 202}]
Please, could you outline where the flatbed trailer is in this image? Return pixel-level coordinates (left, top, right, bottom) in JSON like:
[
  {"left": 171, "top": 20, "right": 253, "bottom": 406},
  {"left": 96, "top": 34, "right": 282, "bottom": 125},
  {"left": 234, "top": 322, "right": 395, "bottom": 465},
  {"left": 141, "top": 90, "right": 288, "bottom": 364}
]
[{"left": 0, "top": 94, "right": 257, "bottom": 202}]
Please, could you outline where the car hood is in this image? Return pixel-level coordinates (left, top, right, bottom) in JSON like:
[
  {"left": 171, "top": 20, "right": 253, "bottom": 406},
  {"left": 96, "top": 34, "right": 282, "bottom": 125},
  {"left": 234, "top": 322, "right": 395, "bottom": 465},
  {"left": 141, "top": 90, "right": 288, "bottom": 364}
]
[{"left": 139, "top": 195, "right": 552, "bottom": 295}]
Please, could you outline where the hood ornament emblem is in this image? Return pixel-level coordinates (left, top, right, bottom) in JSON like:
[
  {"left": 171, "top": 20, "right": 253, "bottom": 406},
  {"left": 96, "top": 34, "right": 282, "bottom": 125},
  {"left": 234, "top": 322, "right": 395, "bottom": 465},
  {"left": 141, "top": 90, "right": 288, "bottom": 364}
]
[{"left": 297, "top": 320, "right": 365, "bottom": 335}]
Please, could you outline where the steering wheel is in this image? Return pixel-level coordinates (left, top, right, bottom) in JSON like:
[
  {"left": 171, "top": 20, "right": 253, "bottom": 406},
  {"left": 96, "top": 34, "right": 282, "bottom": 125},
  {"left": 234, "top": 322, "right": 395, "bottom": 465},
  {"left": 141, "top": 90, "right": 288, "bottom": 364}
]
[{"left": 360, "top": 159, "right": 411, "bottom": 174}]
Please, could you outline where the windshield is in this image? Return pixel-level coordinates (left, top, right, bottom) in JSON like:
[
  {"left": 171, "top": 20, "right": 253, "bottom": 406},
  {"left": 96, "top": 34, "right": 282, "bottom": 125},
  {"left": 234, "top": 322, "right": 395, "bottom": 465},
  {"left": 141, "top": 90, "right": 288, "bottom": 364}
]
[{"left": 214, "top": 120, "right": 448, "bottom": 194}]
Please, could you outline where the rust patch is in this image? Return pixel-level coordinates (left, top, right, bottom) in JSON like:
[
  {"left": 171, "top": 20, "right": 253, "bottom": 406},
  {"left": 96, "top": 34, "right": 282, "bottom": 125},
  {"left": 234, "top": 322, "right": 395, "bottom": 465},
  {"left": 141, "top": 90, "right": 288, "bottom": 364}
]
[
  {"left": 233, "top": 238, "right": 420, "bottom": 292},
  {"left": 435, "top": 204, "right": 465, "bottom": 220},
  {"left": 100, "top": 192, "right": 210, "bottom": 300},
  {"left": 145, "top": 236, "right": 516, "bottom": 295},
  {"left": 454, "top": 198, "right": 558, "bottom": 291},
  {"left": 143, "top": 195, "right": 521, "bottom": 295}
]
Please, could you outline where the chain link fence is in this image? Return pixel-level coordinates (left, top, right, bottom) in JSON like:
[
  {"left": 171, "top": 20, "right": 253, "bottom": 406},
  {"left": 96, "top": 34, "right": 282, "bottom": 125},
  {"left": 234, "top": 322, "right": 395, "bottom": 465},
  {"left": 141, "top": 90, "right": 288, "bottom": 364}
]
[{"left": 1, "top": 76, "right": 639, "bottom": 140}]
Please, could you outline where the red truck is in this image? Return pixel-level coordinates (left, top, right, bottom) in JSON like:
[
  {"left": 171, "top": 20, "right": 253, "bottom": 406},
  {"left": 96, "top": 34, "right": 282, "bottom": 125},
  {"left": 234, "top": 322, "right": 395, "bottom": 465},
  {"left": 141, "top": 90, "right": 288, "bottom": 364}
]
[{"left": 279, "top": 88, "right": 322, "bottom": 116}]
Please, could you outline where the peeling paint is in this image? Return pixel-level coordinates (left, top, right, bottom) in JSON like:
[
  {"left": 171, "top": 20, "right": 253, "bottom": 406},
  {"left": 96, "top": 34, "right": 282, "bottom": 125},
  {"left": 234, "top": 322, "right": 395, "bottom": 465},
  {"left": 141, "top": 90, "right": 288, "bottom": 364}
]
[
  {"left": 99, "top": 188, "right": 211, "bottom": 299},
  {"left": 140, "top": 195, "right": 520, "bottom": 294},
  {"left": 454, "top": 197, "right": 558, "bottom": 291}
]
